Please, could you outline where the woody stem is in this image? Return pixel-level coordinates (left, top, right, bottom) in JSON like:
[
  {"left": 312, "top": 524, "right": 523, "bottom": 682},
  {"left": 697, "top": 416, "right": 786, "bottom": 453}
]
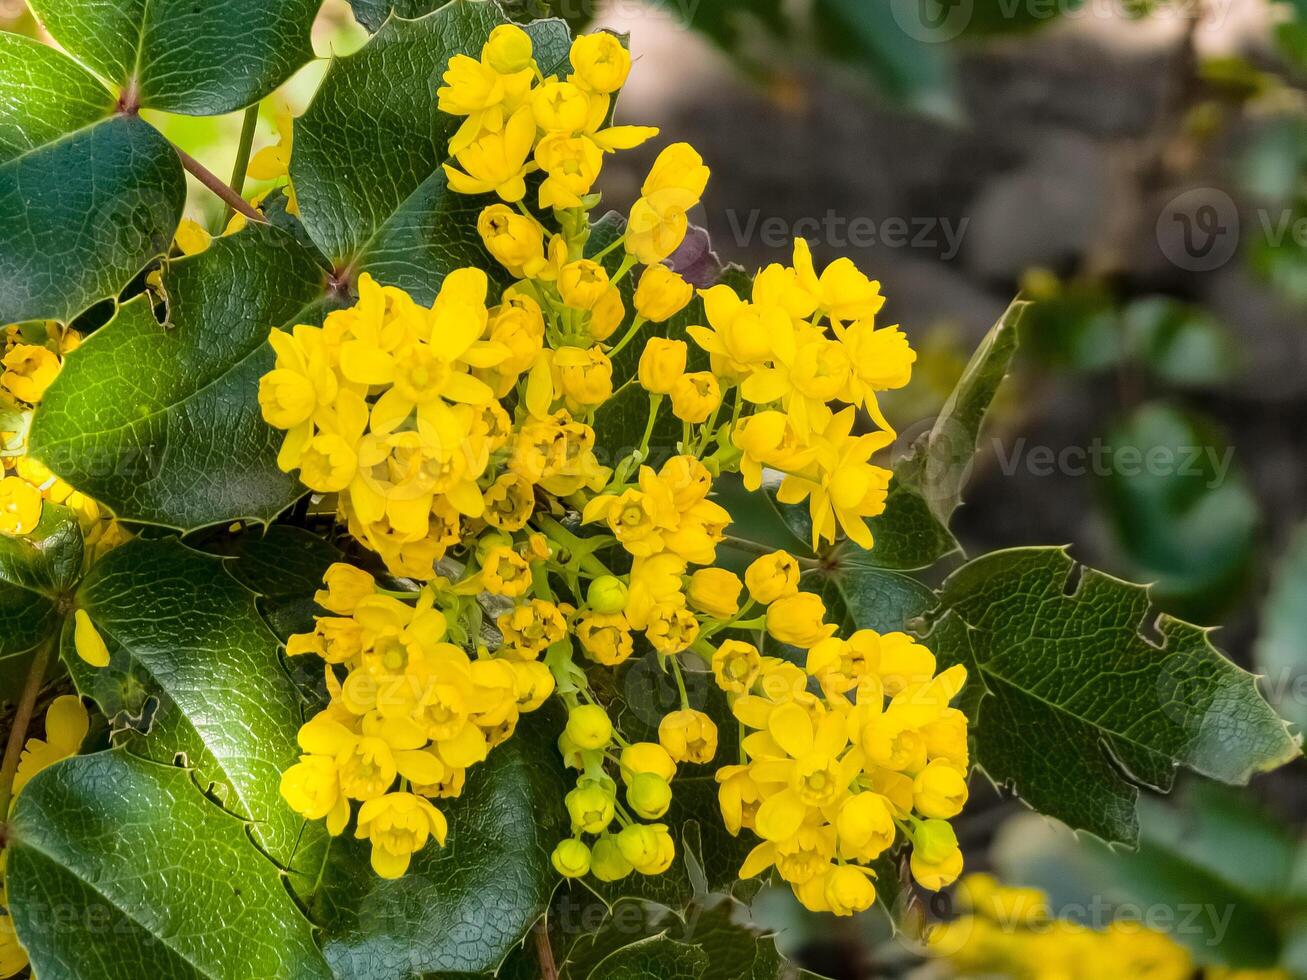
[
  {"left": 0, "top": 636, "right": 53, "bottom": 823},
  {"left": 174, "top": 144, "right": 265, "bottom": 224},
  {"left": 533, "top": 920, "right": 558, "bottom": 980}
]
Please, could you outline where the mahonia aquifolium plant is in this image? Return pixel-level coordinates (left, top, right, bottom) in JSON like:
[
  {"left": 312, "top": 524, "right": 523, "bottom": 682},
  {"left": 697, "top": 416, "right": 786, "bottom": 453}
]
[{"left": 259, "top": 25, "right": 969, "bottom": 912}]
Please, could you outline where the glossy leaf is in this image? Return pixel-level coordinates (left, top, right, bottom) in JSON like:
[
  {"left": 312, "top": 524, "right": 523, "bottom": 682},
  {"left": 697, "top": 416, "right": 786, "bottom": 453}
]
[
  {"left": 291, "top": 1, "right": 570, "bottom": 289},
  {"left": 7, "top": 750, "right": 332, "bottom": 979},
  {"left": 216, "top": 523, "right": 346, "bottom": 641},
  {"left": 27, "top": 0, "right": 320, "bottom": 115},
  {"left": 0, "top": 32, "right": 183, "bottom": 324},
  {"left": 313, "top": 711, "right": 569, "bottom": 978},
  {"left": 63, "top": 538, "right": 325, "bottom": 883},
  {"left": 582, "top": 935, "right": 708, "bottom": 980},
  {"left": 923, "top": 547, "right": 1300, "bottom": 844},
  {"left": 0, "top": 503, "right": 82, "bottom": 704},
  {"left": 29, "top": 224, "right": 329, "bottom": 530}
]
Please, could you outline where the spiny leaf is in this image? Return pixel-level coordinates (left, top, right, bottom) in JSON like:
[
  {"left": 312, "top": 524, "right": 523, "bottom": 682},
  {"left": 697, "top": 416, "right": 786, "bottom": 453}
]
[
  {"left": 921, "top": 547, "right": 1300, "bottom": 844},
  {"left": 0, "top": 32, "right": 183, "bottom": 324},
  {"left": 7, "top": 750, "right": 332, "bottom": 979}
]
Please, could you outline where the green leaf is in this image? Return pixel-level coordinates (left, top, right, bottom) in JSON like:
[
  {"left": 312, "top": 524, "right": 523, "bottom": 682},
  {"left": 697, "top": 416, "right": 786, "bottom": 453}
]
[
  {"left": 291, "top": 1, "right": 571, "bottom": 294},
  {"left": 216, "top": 523, "right": 346, "bottom": 641},
  {"left": 1101, "top": 402, "right": 1257, "bottom": 621},
  {"left": 922, "top": 547, "right": 1300, "bottom": 844},
  {"left": 313, "top": 710, "right": 569, "bottom": 978},
  {"left": 808, "top": 562, "right": 935, "bottom": 635},
  {"left": 7, "top": 750, "right": 332, "bottom": 980},
  {"left": 0, "top": 32, "right": 184, "bottom": 324},
  {"left": 582, "top": 934, "right": 708, "bottom": 980},
  {"left": 348, "top": 0, "right": 448, "bottom": 31},
  {"left": 62, "top": 538, "right": 326, "bottom": 884},
  {"left": 27, "top": 0, "right": 319, "bottom": 115},
  {"left": 1256, "top": 523, "right": 1307, "bottom": 733},
  {"left": 0, "top": 503, "right": 83, "bottom": 705},
  {"left": 29, "top": 223, "right": 329, "bottom": 530},
  {"left": 1120, "top": 297, "right": 1233, "bottom": 386}
]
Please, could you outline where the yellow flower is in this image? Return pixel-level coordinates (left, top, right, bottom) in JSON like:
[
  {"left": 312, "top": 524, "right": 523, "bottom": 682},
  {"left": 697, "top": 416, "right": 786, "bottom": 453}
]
[
  {"left": 626, "top": 772, "right": 672, "bottom": 819},
  {"left": 443, "top": 106, "right": 539, "bottom": 202},
  {"left": 824, "top": 865, "right": 876, "bottom": 916},
  {"left": 536, "top": 133, "right": 605, "bottom": 209},
  {"left": 555, "top": 345, "right": 613, "bottom": 408},
  {"left": 645, "top": 602, "right": 700, "bottom": 655},
  {"left": 744, "top": 550, "right": 801, "bottom": 605},
  {"left": 765, "top": 592, "right": 834, "bottom": 648},
  {"left": 616, "top": 823, "right": 675, "bottom": 874},
  {"left": 835, "top": 792, "right": 895, "bottom": 861},
  {"left": 498, "top": 599, "right": 567, "bottom": 657},
  {"left": 658, "top": 708, "right": 718, "bottom": 764},
  {"left": 913, "top": 760, "right": 968, "bottom": 818},
  {"left": 485, "top": 24, "right": 534, "bottom": 74},
  {"left": 565, "top": 704, "right": 612, "bottom": 749},
  {"left": 577, "top": 610, "right": 634, "bottom": 666},
  {"left": 481, "top": 546, "right": 532, "bottom": 597},
  {"left": 478, "top": 204, "right": 546, "bottom": 278},
  {"left": 634, "top": 265, "right": 693, "bottom": 322},
  {"left": 437, "top": 49, "right": 534, "bottom": 154},
  {"left": 0, "top": 476, "right": 42, "bottom": 536},
  {"left": 355, "top": 791, "right": 448, "bottom": 878},
  {"left": 792, "top": 237, "right": 884, "bottom": 325},
  {"left": 637, "top": 337, "right": 686, "bottom": 394},
  {"left": 910, "top": 818, "right": 962, "bottom": 890},
  {"left": 13, "top": 695, "right": 88, "bottom": 795},
  {"left": 1, "top": 344, "right": 60, "bottom": 403},
  {"left": 315, "top": 563, "right": 376, "bottom": 615},
  {"left": 711, "top": 639, "right": 762, "bottom": 694},
  {"left": 557, "top": 259, "right": 611, "bottom": 310},
  {"left": 72, "top": 609, "right": 110, "bottom": 667},
  {"left": 570, "top": 32, "right": 631, "bottom": 94},
  {"left": 280, "top": 755, "right": 350, "bottom": 836},
  {"left": 531, "top": 80, "right": 592, "bottom": 135},
  {"left": 687, "top": 568, "right": 742, "bottom": 620},
  {"left": 483, "top": 472, "right": 535, "bottom": 531},
  {"left": 591, "top": 834, "right": 633, "bottom": 881},
  {"left": 669, "top": 371, "right": 720, "bottom": 423},
  {"left": 566, "top": 781, "right": 615, "bottom": 834},
  {"left": 625, "top": 143, "right": 711, "bottom": 264},
  {"left": 620, "top": 741, "right": 677, "bottom": 781}
]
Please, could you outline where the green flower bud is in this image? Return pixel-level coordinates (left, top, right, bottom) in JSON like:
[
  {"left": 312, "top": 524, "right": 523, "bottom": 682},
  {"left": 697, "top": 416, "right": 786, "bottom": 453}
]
[
  {"left": 591, "top": 834, "right": 633, "bottom": 881},
  {"left": 475, "top": 530, "right": 514, "bottom": 565},
  {"left": 912, "top": 818, "right": 959, "bottom": 865},
  {"left": 565, "top": 783, "right": 615, "bottom": 834},
  {"left": 626, "top": 772, "right": 671, "bottom": 819},
  {"left": 550, "top": 838, "right": 591, "bottom": 878},
  {"left": 587, "top": 575, "right": 629, "bottom": 614},
  {"left": 565, "top": 704, "right": 613, "bottom": 750}
]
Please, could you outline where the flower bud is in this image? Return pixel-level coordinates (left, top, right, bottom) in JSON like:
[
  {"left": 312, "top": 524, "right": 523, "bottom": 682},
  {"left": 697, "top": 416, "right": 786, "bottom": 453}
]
[
  {"left": 558, "top": 260, "right": 611, "bottom": 310},
  {"left": 587, "top": 575, "right": 629, "bottom": 613},
  {"left": 314, "top": 563, "right": 376, "bottom": 615},
  {"left": 570, "top": 32, "right": 631, "bottom": 94},
  {"left": 637, "top": 337, "right": 686, "bottom": 395},
  {"left": 744, "top": 551, "right": 800, "bottom": 604},
  {"left": 620, "top": 741, "right": 676, "bottom": 782},
  {"left": 565, "top": 704, "right": 613, "bottom": 750},
  {"left": 824, "top": 866, "right": 876, "bottom": 917},
  {"left": 765, "top": 592, "right": 834, "bottom": 648},
  {"left": 913, "top": 761, "right": 968, "bottom": 819},
  {"left": 477, "top": 204, "right": 544, "bottom": 278},
  {"left": 475, "top": 530, "right": 515, "bottom": 565},
  {"left": 626, "top": 772, "right": 672, "bottom": 819},
  {"left": 565, "top": 783, "right": 615, "bottom": 834},
  {"left": 911, "top": 845, "right": 964, "bottom": 892},
  {"left": 587, "top": 286, "right": 625, "bottom": 342},
  {"left": 486, "top": 24, "right": 534, "bottom": 74},
  {"left": 658, "top": 709, "right": 718, "bottom": 764},
  {"left": 836, "top": 792, "right": 895, "bottom": 858},
  {"left": 616, "top": 823, "right": 674, "bottom": 874},
  {"left": 550, "top": 838, "right": 591, "bottom": 878},
  {"left": 711, "top": 639, "right": 761, "bottom": 694},
  {"left": 687, "top": 568, "right": 742, "bottom": 620},
  {"left": 634, "top": 265, "right": 692, "bottom": 322},
  {"left": 669, "top": 371, "right": 720, "bottom": 424},
  {"left": 912, "top": 818, "right": 959, "bottom": 865},
  {"left": 590, "top": 834, "right": 632, "bottom": 881}
]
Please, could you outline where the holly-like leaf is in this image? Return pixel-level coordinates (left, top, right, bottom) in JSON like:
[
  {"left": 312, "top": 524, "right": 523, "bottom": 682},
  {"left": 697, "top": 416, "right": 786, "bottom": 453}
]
[
  {"left": 216, "top": 523, "right": 346, "bottom": 641},
  {"left": 313, "top": 710, "right": 569, "bottom": 978},
  {"left": 808, "top": 562, "right": 935, "bottom": 636},
  {"left": 922, "top": 547, "right": 1300, "bottom": 844},
  {"left": 291, "top": 1, "right": 571, "bottom": 298},
  {"left": 6, "top": 750, "right": 332, "bottom": 980},
  {"left": 582, "top": 934, "right": 708, "bottom": 980},
  {"left": 29, "top": 223, "right": 329, "bottom": 530},
  {"left": 0, "top": 32, "right": 183, "bottom": 324},
  {"left": 61, "top": 537, "right": 326, "bottom": 884},
  {"left": 0, "top": 503, "right": 82, "bottom": 705},
  {"left": 27, "top": 0, "right": 319, "bottom": 115}
]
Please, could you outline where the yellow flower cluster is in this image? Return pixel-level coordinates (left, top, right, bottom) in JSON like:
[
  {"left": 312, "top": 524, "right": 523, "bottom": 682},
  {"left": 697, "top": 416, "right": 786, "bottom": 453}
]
[
  {"left": 0, "top": 322, "right": 125, "bottom": 556},
  {"left": 928, "top": 874, "right": 1286, "bottom": 980},
  {"left": 262, "top": 24, "right": 950, "bottom": 895},
  {"left": 280, "top": 563, "right": 553, "bottom": 877},
  {"left": 706, "top": 550, "right": 969, "bottom": 915}
]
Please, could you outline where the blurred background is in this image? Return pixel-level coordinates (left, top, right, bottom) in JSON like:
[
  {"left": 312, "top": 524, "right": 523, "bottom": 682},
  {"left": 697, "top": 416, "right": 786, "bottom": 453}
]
[{"left": 5, "top": 0, "right": 1305, "bottom": 975}]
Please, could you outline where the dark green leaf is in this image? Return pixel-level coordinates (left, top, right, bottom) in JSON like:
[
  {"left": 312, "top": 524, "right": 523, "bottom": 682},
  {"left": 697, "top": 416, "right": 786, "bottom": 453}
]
[
  {"left": 348, "top": 0, "right": 448, "bottom": 32},
  {"left": 313, "top": 710, "right": 569, "bottom": 978},
  {"left": 809, "top": 563, "right": 935, "bottom": 635},
  {"left": 582, "top": 934, "right": 708, "bottom": 980},
  {"left": 215, "top": 524, "right": 346, "bottom": 640},
  {"left": 0, "top": 33, "right": 183, "bottom": 324},
  {"left": 29, "top": 223, "right": 329, "bottom": 530},
  {"left": 1101, "top": 402, "right": 1257, "bottom": 620},
  {"left": 0, "top": 503, "right": 82, "bottom": 704},
  {"left": 7, "top": 750, "right": 332, "bottom": 979},
  {"left": 63, "top": 538, "right": 326, "bottom": 884},
  {"left": 291, "top": 2, "right": 570, "bottom": 288},
  {"left": 1256, "top": 523, "right": 1307, "bottom": 732},
  {"left": 27, "top": 0, "right": 319, "bottom": 115},
  {"left": 922, "top": 547, "right": 1299, "bottom": 844}
]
